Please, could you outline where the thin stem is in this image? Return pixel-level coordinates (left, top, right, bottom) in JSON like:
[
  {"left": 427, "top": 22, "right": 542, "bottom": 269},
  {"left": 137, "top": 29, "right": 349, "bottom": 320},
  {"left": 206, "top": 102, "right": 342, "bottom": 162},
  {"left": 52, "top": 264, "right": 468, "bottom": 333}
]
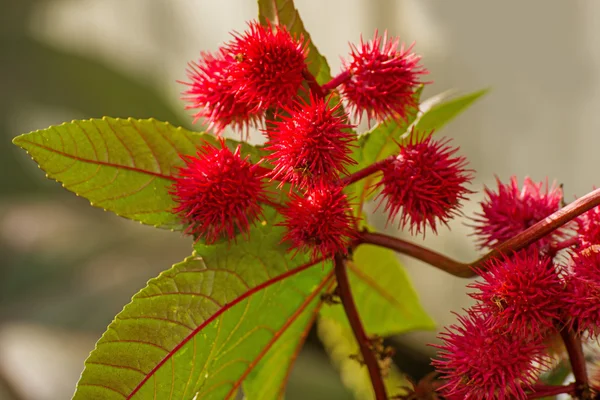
[
  {"left": 322, "top": 70, "right": 352, "bottom": 93},
  {"left": 340, "top": 157, "right": 393, "bottom": 187},
  {"left": 551, "top": 236, "right": 579, "bottom": 253},
  {"left": 334, "top": 253, "right": 388, "bottom": 400},
  {"left": 360, "top": 231, "right": 472, "bottom": 278},
  {"left": 302, "top": 68, "right": 326, "bottom": 99},
  {"left": 359, "top": 187, "right": 600, "bottom": 278},
  {"left": 560, "top": 329, "right": 591, "bottom": 399},
  {"left": 528, "top": 383, "right": 575, "bottom": 399}
]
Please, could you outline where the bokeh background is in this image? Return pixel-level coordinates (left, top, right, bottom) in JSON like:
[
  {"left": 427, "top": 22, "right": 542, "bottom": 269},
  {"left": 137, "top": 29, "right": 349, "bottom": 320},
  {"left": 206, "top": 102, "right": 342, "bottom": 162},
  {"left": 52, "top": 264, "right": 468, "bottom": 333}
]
[{"left": 2, "top": 1, "right": 599, "bottom": 399}]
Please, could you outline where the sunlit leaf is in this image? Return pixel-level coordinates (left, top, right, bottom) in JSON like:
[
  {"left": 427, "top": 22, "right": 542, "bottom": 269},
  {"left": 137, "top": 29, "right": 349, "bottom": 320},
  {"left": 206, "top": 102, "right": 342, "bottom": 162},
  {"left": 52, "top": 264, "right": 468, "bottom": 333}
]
[
  {"left": 12, "top": 118, "right": 262, "bottom": 230},
  {"left": 73, "top": 222, "right": 333, "bottom": 400},
  {"left": 415, "top": 89, "right": 489, "bottom": 133}
]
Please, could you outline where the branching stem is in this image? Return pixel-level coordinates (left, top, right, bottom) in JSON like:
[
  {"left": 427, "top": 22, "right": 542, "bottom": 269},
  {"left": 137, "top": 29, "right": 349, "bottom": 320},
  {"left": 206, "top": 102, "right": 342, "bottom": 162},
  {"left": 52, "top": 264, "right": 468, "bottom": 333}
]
[{"left": 359, "top": 187, "right": 600, "bottom": 278}]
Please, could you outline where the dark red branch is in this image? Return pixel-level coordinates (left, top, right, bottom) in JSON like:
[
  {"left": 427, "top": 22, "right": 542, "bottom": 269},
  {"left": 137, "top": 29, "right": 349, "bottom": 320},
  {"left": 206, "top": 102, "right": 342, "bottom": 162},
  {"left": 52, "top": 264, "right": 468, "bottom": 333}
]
[
  {"left": 302, "top": 68, "right": 326, "bottom": 98},
  {"left": 334, "top": 253, "right": 388, "bottom": 400},
  {"left": 528, "top": 383, "right": 575, "bottom": 399},
  {"left": 359, "top": 187, "right": 600, "bottom": 278},
  {"left": 560, "top": 329, "right": 591, "bottom": 399},
  {"left": 340, "top": 157, "right": 393, "bottom": 187},
  {"left": 359, "top": 231, "right": 472, "bottom": 278},
  {"left": 476, "top": 187, "right": 600, "bottom": 266},
  {"left": 322, "top": 70, "right": 352, "bottom": 93}
]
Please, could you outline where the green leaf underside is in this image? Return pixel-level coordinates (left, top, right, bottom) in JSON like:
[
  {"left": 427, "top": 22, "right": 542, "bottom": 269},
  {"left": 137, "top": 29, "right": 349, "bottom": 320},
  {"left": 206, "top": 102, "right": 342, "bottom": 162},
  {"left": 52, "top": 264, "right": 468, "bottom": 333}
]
[
  {"left": 74, "top": 223, "right": 333, "bottom": 400},
  {"left": 320, "top": 244, "right": 434, "bottom": 336},
  {"left": 257, "top": 0, "right": 332, "bottom": 85},
  {"left": 12, "top": 118, "right": 263, "bottom": 230}
]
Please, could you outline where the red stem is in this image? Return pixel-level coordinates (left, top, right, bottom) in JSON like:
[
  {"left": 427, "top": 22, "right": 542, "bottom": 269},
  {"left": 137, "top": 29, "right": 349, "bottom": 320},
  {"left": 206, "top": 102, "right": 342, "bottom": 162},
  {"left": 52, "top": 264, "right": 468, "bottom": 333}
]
[
  {"left": 528, "top": 383, "right": 575, "bottom": 399},
  {"left": 560, "top": 329, "right": 591, "bottom": 398},
  {"left": 359, "top": 187, "right": 600, "bottom": 278},
  {"left": 551, "top": 236, "right": 579, "bottom": 253},
  {"left": 302, "top": 68, "right": 326, "bottom": 98},
  {"left": 322, "top": 70, "right": 352, "bottom": 93},
  {"left": 360, "top": 231, "right": 472, "bottom": 277},
  {"left": 334, "top": 253, "right": 388, "bottom": 400},
  {"left": 340, "top": 157, "right": 393, "bottom": 187}
]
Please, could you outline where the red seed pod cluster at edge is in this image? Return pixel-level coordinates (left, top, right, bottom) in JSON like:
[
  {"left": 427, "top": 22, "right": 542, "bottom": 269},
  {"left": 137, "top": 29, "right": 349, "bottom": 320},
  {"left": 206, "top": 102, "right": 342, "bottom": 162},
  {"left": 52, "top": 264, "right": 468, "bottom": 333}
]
[{"left": 170, "top": 18, "right": 600, "bottom": 399}]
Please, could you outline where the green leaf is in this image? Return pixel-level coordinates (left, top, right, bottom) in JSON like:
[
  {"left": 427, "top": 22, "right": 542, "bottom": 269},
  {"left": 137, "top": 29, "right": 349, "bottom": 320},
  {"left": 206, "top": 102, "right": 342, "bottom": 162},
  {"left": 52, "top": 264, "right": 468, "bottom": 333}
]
[
  {"left": 244, "top": 283, "right": 331, "bottom": 400},
  {"left": 257, "top": 0, "right": 332, "bottom": 85},
  {"left": 12, "top": 118, "right": 262, "bottom": 230},
  {"left": 415, "top": 88, "right": 489, "bottom": 133},
  {"left": 320, "top": 244, "right": 434, "bottom": 336},
  {"left": 73, "top": 222, "right": 332, "bottom": 400},
  {"left": 318, "top": 317, "right": 409, "bottom": 399}
]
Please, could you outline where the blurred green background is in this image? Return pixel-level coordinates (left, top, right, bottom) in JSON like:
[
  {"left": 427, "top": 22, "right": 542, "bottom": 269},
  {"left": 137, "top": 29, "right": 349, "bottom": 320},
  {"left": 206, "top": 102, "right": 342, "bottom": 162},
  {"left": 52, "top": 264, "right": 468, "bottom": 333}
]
[{"left": 3, "top": 0, "right": 599, "bottom": 399}]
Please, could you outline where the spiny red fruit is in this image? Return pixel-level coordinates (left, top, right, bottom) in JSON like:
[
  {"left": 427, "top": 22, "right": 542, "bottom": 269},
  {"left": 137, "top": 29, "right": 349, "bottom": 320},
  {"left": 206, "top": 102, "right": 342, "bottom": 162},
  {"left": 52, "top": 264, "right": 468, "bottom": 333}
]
[
  {"left": 432, "top": 309, "right": 548, "bottom": 400},
  {"left": 469, "top": 251, "right": 564, "bottom": 339},
  {"left": 565, "top": 247, "right": 600, "bottom": 338},
  {"left": 375, "top": 134, "right": 472, "bottom": 235},
  {"left": 171, "top": 140, "right": 267, "bottom": 243},
  {"left": 181, "top": 50, "right": 261, "bottom": 134},
  {"left": 279, "top": 185, "right": 356, "bottom": 259},
  {"left": 265, "top": 95, "right": 356, "bottom": 188},
  {"left": 226, "top": 21, "right": 308, "bottom": 113},
  {"left": 339, "top": 31, "right": 427, "bottom": 123},
  {"left": 472, "top": 176, "right": 564, "bottom": 252},
  {"left": 576, "top": 205, "right": 600, "bottom": 249}
]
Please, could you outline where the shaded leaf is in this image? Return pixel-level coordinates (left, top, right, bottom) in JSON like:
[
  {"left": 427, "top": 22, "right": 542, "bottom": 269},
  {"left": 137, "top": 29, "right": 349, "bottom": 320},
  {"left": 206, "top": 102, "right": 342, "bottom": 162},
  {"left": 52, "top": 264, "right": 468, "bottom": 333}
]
[
  {"left": 320, "top": 244, "right": 434, "bottom": 336},
  {"left": 318, "top": 316, "right": 409, "bottom": 400},
  {"left": 73, "top": 222, "right": 332, "bottom": 400},
  {"left": 415, "top": 89, "right": 489, "bottom": 133},
  {"left": 12, "top": 118, "right": 262, "bottom": 230},
  {"left": 257, "top": 0, "right": 332, "bottom": 84}
]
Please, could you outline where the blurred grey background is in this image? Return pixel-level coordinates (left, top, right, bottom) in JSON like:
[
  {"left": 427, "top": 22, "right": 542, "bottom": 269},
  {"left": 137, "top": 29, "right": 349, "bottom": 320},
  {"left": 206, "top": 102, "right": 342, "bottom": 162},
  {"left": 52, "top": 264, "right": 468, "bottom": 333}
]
[{"left": 2, "top": 0, "right": 599, "bottom": 399}]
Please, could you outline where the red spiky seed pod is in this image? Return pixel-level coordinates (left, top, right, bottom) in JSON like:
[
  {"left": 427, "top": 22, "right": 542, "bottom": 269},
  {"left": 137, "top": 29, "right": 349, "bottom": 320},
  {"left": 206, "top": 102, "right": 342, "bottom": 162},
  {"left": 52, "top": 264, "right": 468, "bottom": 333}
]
[
  {"left": 469, "top": 251, "right": 565, "bottom": 339},
  {"left": 432, "top": 309, "right": 548, "bottom": 400},
  {"left": 171, "top": 140, "right": 267, "bottom": 243},
  {"left": 264, "top": 95, "right": 356, "bottom": 188},
  {"left": 575, "top": 204, "right": 600, "bottom": 249},
  {"left": 279, "top": 185, "right": 356, "bottom": 260},
  {"left": 472, "top": 176, "right": 565, "bottom": 252},
  {"left": 338, "top": 31, "right": 427, "bottom": 123},
  {"left": 564, "top": 247, "right": 600, "bottom": 338},
  {"left": 181, "top": 50, "right": 262, "bottom": 134},
  {"left": 375, "top": 134, "right": 472, "bottom": 235},
  {"left": 226, "top": 21, "right": 308, "bottom": 113}
]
